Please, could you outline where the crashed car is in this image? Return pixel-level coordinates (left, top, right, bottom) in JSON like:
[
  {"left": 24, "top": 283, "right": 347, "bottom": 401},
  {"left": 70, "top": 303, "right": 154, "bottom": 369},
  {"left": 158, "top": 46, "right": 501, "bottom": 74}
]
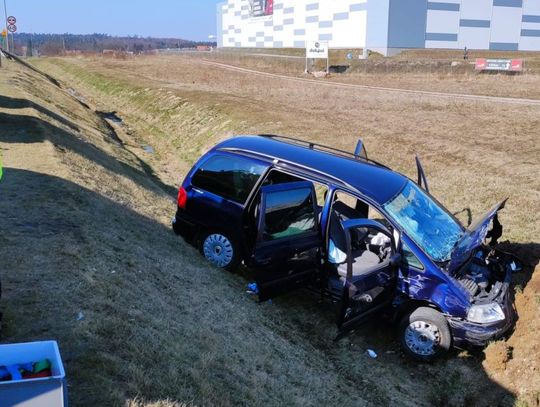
[{"left": 172, "top": 135, "right": 521, "bottom": 361}]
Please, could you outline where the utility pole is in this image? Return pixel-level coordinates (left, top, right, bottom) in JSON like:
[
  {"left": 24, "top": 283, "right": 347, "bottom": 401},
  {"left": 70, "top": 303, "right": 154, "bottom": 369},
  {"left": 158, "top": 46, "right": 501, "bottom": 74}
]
[{"left": 3, "top": 0, "right": 8, "bottom": 51}]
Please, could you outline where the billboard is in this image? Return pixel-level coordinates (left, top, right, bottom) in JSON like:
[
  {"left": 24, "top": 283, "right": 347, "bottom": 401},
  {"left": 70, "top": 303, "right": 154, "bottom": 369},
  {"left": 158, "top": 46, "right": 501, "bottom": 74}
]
[
  {"left": 249, "top": 0, "right": 273, "bottom": 17},
  {"left": 475, "top": 59, "right": 523, "bottom": 72}
]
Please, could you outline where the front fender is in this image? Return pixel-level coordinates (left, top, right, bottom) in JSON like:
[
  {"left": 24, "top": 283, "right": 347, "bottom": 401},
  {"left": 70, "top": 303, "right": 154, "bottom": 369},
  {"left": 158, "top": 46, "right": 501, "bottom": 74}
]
[{"left": 404, "top": 271, "right": 469, "bottom": 319}]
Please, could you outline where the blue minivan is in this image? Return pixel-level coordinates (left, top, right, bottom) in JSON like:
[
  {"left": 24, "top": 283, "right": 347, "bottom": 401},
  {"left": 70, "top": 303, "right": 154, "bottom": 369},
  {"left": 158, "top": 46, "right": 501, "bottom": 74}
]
[{"left": 172, "top": 135, "right": 520, "bottom": 361}]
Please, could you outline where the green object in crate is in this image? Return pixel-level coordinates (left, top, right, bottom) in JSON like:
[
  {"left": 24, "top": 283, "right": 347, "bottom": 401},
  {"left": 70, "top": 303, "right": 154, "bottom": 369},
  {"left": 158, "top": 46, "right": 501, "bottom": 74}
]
[{"left": 34, "top": 359, "right": 51, "bottom": 373}]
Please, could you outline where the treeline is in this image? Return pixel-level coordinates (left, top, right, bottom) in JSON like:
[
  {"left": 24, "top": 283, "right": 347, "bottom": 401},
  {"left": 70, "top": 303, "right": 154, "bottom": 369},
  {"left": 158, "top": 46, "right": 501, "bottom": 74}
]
[{"left": 9, "top": 33, "right": 215, "bottom": 56}]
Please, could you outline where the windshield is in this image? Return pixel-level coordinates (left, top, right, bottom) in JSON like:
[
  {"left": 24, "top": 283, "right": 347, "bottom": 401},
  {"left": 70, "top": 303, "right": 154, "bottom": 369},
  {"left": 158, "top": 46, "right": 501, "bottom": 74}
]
[{"left": 383, "top": 181, "right": 463, "bottom": 262}]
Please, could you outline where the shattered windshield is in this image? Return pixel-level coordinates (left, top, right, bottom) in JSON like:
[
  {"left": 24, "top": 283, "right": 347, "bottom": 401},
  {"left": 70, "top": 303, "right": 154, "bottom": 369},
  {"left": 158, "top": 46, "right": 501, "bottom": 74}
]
[{"left": 383, "top": 181, "right": 463, "bottom": 262}]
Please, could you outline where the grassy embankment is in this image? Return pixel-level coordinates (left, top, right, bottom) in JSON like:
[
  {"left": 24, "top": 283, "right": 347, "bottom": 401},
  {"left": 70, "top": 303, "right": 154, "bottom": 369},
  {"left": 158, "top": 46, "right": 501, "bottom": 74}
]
[
  {"left": 0, "top": 53, "right": 537, "bottom": 406},
  {"left": 1, "top": 56, "right": 411, "bottom": 407}
]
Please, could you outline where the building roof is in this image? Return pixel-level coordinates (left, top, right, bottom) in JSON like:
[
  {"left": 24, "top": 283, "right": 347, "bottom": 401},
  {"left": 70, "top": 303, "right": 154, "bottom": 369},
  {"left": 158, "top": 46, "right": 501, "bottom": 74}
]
[{"left": 215, "top": 135, "right": 408, "bottom": 204}]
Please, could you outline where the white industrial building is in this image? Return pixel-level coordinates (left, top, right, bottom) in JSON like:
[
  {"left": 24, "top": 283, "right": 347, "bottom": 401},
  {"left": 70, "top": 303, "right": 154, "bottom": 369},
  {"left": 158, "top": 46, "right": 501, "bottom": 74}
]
[{"left": 217, "top": 0, "right": 540, "bottom": 55}]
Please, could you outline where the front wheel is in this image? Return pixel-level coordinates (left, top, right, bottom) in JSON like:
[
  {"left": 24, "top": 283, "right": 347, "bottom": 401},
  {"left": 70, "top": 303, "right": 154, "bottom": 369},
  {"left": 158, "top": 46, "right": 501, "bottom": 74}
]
[
  {"left": 200, "top": 231, "right": 240, "bottom": 271},
  {"left": 399, "top": 307, "right": 451, "bottom": 362}
]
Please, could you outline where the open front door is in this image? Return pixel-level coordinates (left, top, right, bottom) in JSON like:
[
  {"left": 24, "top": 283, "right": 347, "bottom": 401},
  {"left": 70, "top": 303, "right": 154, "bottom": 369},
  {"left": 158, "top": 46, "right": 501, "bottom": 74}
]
[
  {"left": 337, "top": 219, "right": 399, "bottom": 334},
  {"left": 415, "top": 155, "right": 429, "bottom": 193},
  {"left": 251, "top": 181, "right": 322, "bottom": 301}
]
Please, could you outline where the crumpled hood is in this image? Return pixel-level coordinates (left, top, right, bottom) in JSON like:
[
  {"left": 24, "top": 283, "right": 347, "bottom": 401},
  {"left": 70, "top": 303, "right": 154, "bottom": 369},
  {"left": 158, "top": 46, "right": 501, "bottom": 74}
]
[{"left": 448, "top": 199, "right": 507, "bottom": 274}]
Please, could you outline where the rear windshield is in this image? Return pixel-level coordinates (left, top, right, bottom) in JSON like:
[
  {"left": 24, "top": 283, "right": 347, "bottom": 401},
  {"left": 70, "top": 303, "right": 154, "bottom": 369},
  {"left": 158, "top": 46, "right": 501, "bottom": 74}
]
[{"left": 192, "top": 154, "right": 267, "bottom": 203}]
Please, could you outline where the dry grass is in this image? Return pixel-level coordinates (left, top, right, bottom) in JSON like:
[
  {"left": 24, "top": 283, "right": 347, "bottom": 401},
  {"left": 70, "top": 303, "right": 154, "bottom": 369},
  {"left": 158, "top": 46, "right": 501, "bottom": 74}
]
[
  {"left": 0, "top": 52, "right": 538, "bottom": 406},
  {"left": 34, "top": 55, "right": 539, "bottom": 244},
  {"left": 126, "top": 398, "right": 191, "bottom": 407},
  {"left": 207, "top": 49, "right": 540, "bottom": 99}
]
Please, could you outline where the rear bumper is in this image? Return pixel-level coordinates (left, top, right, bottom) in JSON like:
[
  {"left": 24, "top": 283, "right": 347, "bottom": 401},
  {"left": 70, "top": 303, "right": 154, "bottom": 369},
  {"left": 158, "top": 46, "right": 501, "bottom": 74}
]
[
  {"left": 448, "top": 290, "right": 517, "bottom": 348},
  {"left": 172, "top": 208, "right": 197, "bottom": 241}
]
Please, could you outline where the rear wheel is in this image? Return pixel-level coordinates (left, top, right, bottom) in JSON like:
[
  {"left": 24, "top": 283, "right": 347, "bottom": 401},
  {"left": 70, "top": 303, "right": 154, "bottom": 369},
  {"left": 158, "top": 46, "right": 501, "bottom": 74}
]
[
  {"left": 200, "top": 231, "right": 240, "bottom": 271},
  {"left": 399, "top": 307, "right": 451, "bottom": 362}
]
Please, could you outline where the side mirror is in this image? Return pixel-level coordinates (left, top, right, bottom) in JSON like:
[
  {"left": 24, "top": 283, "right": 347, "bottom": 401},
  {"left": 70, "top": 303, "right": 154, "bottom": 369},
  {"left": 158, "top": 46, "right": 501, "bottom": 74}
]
[{"left": 390, "top": 253, "right": 402, "bottom": 267}]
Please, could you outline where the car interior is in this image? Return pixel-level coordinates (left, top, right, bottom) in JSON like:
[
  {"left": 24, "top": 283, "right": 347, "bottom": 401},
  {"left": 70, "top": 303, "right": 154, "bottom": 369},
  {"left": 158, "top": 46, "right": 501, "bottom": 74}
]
[
  {"left": 327, "top": 192, "right": 394, "bottom": 281},
  {"left": 247, "top": 170, "right": 394, "bottom": 280}
]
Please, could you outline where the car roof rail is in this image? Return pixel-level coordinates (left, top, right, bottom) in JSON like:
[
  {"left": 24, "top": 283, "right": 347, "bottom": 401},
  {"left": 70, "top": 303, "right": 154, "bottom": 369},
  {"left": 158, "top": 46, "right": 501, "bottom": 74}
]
[{"left": 258, "top": 134, "right": 390, "bottom": 170}]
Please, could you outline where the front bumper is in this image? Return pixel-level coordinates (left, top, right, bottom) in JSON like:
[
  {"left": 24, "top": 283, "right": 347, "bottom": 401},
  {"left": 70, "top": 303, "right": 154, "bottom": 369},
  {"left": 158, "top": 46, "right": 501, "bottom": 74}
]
[{"left": 448, "top": 289, "right": 517, "bottom": 348}]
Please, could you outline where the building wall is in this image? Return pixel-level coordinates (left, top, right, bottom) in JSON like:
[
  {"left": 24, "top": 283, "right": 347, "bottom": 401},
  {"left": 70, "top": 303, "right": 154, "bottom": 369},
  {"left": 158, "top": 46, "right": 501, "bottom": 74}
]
[
  {"left": 219, "top": 0, "right": 368, "bottom": 49},
  {"left": 218, "top": 0, "right": 540, "bottom": 53},
  {"left": 365, "top": 0, "right": 390, "bottom": 55},
  {"left": 217, "top": 2, "right": 225, "bottom": 48},
  {"left": 388, "top": 0, "right": 428, "bottom": 49},
  {"left": 425, "top": 0, "right": 540, "bottom": 51}
]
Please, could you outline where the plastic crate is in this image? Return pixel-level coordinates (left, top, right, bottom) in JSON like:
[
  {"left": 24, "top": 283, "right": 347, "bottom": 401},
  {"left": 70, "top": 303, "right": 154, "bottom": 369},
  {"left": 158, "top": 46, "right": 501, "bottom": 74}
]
[{"left": 0, "top": 341, "right": 67, "bottom": 407}]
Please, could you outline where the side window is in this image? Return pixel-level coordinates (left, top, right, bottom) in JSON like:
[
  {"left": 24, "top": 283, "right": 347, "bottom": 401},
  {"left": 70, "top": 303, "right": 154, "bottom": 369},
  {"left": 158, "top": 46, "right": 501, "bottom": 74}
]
[
  {"left": 263, "top": 187, "right": 316, "bottom": 240},
  {"left": 402, "top": 243, "right": 424, "bottom": 270},
  {"left": 261, "top": 170, "right": 328, "bottom": 208},
  {"left": 191, "top": 154, "right": 267, "bottom": 203}
]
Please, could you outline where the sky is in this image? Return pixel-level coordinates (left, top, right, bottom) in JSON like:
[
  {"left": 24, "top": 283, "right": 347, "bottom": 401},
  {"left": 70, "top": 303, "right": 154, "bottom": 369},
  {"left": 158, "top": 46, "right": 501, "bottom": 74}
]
[{"left": 6, "top": 0, "right": 222, "bottom": 41}]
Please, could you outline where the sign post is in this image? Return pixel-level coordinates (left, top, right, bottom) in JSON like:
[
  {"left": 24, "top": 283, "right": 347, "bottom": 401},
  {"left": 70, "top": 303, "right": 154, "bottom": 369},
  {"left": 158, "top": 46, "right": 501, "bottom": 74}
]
[
  {"left": 0, "top": 29, "right": 4, "bottom": 66},
  {"left": 2, "top": 0, "right": 9, "bottom": 51},
  {"left": 6, "top": 15, "right": 16, "bottom": 53},
  {"left": 305, "top": 41, "right": 329, "bottom": 73}
]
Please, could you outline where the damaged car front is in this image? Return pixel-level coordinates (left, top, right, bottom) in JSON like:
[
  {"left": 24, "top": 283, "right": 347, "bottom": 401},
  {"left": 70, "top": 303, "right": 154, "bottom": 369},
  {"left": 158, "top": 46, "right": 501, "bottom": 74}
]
[
  {"left": 383, "top": 181, "right": 521, "bottom": 354},
  {"left": 445, "top": 200, "right": 520, "bottom": 347}
]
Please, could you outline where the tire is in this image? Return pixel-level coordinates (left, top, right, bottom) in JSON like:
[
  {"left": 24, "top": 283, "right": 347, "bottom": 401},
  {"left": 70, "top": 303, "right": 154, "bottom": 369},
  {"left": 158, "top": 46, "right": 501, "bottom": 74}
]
[
  {"left": 199, "top": 231, "right": 241, "bottom": 271},
  {"left": 399, "top": 307, "right": 451, "bottom": 362}
]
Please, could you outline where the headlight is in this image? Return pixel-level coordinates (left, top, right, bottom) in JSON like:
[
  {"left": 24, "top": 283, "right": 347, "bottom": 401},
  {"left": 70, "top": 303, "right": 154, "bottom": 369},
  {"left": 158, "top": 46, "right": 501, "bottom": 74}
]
[{"left": 467, "top": 303, "right": 505, "bottom": 324}]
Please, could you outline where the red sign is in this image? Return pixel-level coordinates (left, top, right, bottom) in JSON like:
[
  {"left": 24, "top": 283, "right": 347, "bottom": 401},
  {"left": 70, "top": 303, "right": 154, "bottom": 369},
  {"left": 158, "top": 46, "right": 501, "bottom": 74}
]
[
  {"left": 475, "top": 58, "right": 487, "bottom": 70},
  {"left": 250, "top": 0, "right": 273, "bottom": 17},
  {"left": 510, "top": 59, "right": 523, "bottom": 71},
  {"left": 265, "top": 0, "right": 273, "bottom": 15},
  {"left": 475, "top": 58, "right": 523, "bottom": 72},
  {"left": 7, "top": 16, "right": 16, "bottom": 25},
  {"left": 7, "top": 24, "right": 16, "bottom": 33}
]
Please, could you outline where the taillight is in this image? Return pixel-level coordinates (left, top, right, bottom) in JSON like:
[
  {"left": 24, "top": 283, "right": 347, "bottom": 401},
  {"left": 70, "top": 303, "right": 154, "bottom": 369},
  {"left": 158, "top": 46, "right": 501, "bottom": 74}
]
[{"left": 177, "top": 187, "right": 187, "bottom": 209}]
